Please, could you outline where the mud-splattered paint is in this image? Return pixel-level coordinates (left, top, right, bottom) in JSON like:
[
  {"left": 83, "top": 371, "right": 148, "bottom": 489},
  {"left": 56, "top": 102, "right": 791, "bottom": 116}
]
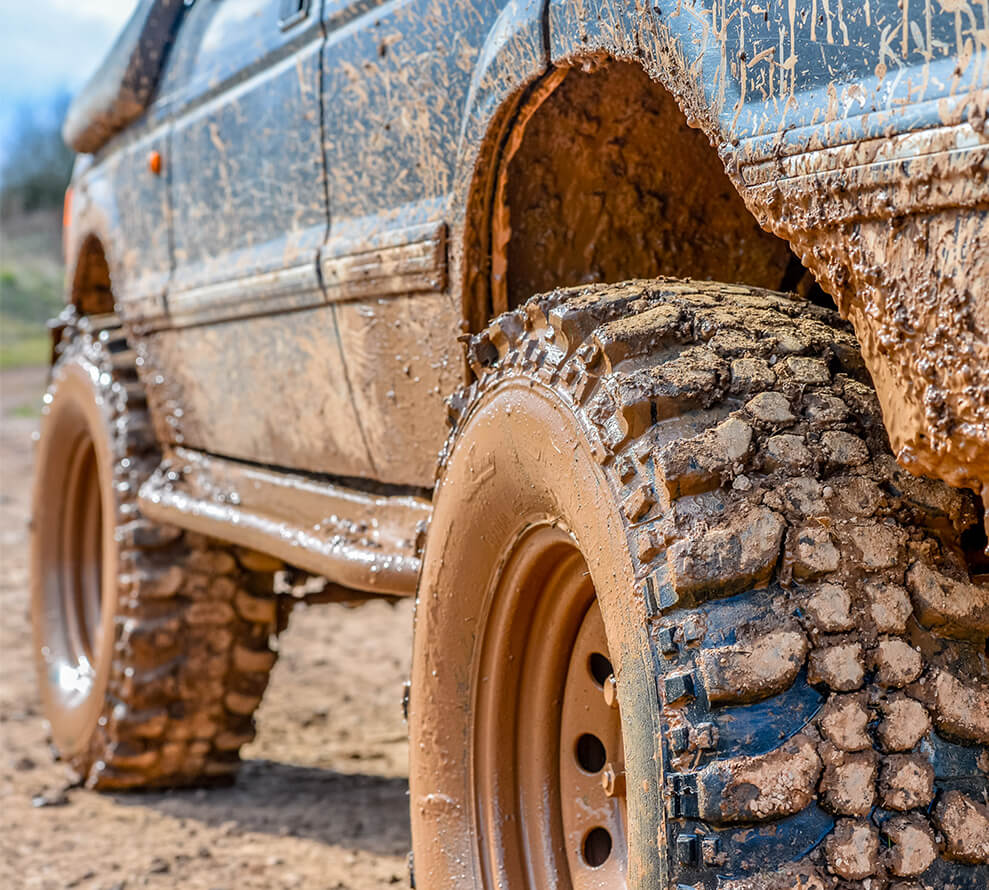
[{"left": 63, "top": 0, "right": 989, "bottom": 498}]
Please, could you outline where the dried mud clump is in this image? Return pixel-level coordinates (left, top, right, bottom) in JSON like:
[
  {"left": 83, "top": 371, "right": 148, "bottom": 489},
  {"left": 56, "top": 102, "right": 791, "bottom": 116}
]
[
  {"left": 803, "top": 582, "right": 854, "bottom": 632},
  {"left": 907, "top": 562, "right": 989, "bottom": 639},
  {"left": 788, "top": 526, "right": 841, "bottom": 579},
  {"left": 882, "top": 815, "right": 938, "bottom": 877},
  {"left": 818, "top": 744, "right": 877, "bottom": 816},
  {"left": 699, "top": 734, "right": 822, "bottom": 822},
  {"left": 666, "top": 505, "right": 784, "bottom": 598},
  {"left": 825, "top": 820, "right": 879, "bottom": 880},
  {"left": 876, "top": 696, "right": 930, "bottom": 752},
  {"left": 870, "top": 638, "right": 923, "bottom": 688},
  {"left": 934, "top": 791, "right": 989, "bottom": 863},
  {"left": 866, "top": 581, "right": 912, "bottom": 634},
  {"left": 699, "top": 630, "right": 807, "bottom": 704},
  {"left": 817, "top": 693, "right": 871, "bottom": 751},
  {"left": 807, "top": 642, "right": 865, "bottom": 691},
  {"left": 910, "top": 668, "right": 989, "bottom": 745},
  {"left": 719, "top": 865, "right": 829, "bottom": 890},
  {"left": 879, "top": 754, "right": 935, "bottom": 811}
]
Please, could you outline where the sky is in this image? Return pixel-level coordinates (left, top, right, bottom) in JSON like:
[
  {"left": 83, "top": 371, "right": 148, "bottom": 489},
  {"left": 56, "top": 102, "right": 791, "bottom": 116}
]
[{"left": 0, "top": 0, "right": 136, "bottom": 157}]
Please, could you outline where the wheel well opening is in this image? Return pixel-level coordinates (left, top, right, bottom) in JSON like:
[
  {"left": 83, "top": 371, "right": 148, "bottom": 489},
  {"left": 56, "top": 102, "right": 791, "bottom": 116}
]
[
  {"left": 71, "top": 235, "right": 115, "bottom": 317},
  {"left": 961, "top": 496, "right": 989, "bottom": 578},
  {"left": 485, "top": 59, "right": 833, "bottom": 318}
]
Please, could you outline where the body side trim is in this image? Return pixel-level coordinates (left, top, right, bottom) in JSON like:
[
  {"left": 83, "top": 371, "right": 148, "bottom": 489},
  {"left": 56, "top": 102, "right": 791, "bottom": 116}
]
[
  {"left": 154, "top": 261, "right": 323, "bottom": 331},
  {"left": 742, "top": 126, "right": 989, "bottom": 227},
  {"left": 321, "top": 221, "right": 448, "bottom": 303}
]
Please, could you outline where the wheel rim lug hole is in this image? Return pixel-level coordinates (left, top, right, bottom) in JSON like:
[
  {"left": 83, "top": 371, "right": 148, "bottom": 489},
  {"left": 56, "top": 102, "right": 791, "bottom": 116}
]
[
  {"left": 588, "top": 651, "right": 613, "bottom": 686},
  {"left": 576, "top": 733, "right": 607, "bottom": 773},
  {"left": 582, "top": 827, "right": 612, "bottom": 867}
]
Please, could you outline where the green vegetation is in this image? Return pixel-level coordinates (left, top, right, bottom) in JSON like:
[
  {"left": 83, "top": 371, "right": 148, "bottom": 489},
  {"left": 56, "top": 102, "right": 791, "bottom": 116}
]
[
  {"left": 0, "top": 311, "right": 52, "bottom": 369},
  {"left": 1, "top": 213, "right": 64, "bottom": 368},
  {"left": 9, "top": 399, "right": 42, "bottom": 418},
  {"left": 1, "top": 93, "right": 72, "bottom": 369}
]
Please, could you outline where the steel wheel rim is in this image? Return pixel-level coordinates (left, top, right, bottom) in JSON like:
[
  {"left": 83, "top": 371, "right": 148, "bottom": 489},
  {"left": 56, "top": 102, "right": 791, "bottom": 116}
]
[
  {"left": 472, "top": 523, "right": 628, "bottom": 889},
  {"left": 61, "top": 433, "right": 104, "bottom": 665},
  {"left": 38, "top": 406, "right": 107, "bottom": 711}
]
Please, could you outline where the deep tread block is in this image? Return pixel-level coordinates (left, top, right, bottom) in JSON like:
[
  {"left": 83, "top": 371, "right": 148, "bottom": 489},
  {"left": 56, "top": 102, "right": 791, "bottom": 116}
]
[
  {"left": 693, "top": 733, "right": 822, "bottom": 823},
  {"left": 666, "top": 505, "right": 784, "bottom": 601},
  {"left": 698, "top": 629, "right": 808, "bottom": 705},
  {"left": 656, "top": 415, "right": 753, "bottom": 499}
]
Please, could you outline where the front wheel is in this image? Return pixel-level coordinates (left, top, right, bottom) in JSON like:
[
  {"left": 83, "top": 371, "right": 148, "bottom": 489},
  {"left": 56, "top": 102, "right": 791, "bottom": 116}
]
[
  {"left": 409, "top": 280, "right": 989, "bottom": 889},
  {"left": 410, "top": 354, "right": 660, "bottom": 890},
  {"left": 31, "top": 320, "right": 283, "bottom": 788}
]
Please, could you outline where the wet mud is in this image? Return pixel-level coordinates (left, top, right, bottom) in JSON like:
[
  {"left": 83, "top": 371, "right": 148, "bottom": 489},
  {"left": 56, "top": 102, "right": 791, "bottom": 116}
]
[
  {"left": 501, "top": 62, "right": 796, "bottom": 310},
  {"left": 492, "top": 56, "right": 989, "bottom": 502},
  {"left": 757, "top": 199, "right": 989, "bottom": 497}
]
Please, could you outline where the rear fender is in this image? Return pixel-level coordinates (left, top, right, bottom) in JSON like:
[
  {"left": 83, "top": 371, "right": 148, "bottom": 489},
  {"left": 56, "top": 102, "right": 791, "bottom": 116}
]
[
  {"left": 451, "top": 0, "right": 549, "bottom": 333},
  {"left": 546, "top": 0, "right": 989, "bottom": 492}
]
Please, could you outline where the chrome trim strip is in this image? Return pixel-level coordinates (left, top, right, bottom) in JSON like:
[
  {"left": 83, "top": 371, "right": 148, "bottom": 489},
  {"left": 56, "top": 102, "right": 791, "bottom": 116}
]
[
  {"left": 321, "top": 221, "right": 447, "bottom": 303},
  {"left": 161, "top": 261, "right": 323, "bottom": 329}
]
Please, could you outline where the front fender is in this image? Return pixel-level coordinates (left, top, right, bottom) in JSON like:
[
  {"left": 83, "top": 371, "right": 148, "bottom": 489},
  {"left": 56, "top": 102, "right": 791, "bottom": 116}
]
[{"left": 549, "top": 0, "right": 988, "bottom": 161}]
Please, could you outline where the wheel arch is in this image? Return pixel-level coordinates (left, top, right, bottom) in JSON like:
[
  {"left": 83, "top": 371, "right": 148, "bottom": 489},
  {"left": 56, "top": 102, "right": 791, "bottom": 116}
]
[
  {"left": 449, "top": 0, "right": 550, "bottom": 337},
  {"left": 62, "top": 156, "right": 125, "bottom": 329},
  {"left": 69, "top": 233, "right": 116, "bottom": 318},
  {"left": 47, "top": 226, "right": 119, "bottom": 366},
  {"left": 455, "top": 51, "right": 814, "bottom": 335},
  {"left": 536, "top": 1, "right": 989, "bottom": 494}
]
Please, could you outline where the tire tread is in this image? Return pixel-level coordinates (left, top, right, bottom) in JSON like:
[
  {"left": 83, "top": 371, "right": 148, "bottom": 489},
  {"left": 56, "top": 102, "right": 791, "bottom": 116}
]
[
  {"left": 455, "top": 278, "right": 988, "bottom": 888},
  {"left": 48, "top": 320, "right": 284, "bottom": 789}
]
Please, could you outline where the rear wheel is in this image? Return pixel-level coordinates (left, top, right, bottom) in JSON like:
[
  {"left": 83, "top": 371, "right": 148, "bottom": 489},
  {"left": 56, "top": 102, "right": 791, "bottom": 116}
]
[
  {"left": 409, "top": 279, "right": 989, "bottom": 889},
  {"left": 31, "top": 318, "right": 284, "bottom": 788}
]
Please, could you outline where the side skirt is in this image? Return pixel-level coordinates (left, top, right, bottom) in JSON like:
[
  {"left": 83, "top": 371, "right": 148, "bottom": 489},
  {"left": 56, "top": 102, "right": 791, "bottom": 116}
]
[{"left": 138, "top": 447, "right": 429, "bottom": 597}]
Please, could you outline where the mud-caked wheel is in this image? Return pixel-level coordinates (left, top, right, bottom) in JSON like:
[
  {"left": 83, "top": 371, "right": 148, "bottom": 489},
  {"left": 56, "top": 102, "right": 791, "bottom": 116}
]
[
  {"left": 31, "top": 319, "right": 283, "bottom": 788},
  {"left": 409, "top": 280, "right": 989, "bottom": 889}
]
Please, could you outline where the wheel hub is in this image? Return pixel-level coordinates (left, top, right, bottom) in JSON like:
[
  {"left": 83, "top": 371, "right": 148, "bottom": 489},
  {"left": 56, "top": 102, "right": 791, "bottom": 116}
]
[
  {"left": 560, "top": 600, "right": 626, "bottom": 887},
  {"left": 472, "top": 525, "right": 627, "bottom": 889},
  {"left": 36, "top": 406, "right": 107, "bottom": 711}
]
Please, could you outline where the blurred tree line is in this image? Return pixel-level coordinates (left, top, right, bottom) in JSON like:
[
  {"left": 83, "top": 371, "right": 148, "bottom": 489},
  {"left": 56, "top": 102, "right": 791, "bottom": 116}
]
[
  {"left": 1, "top": 91, "right": 74, "bottom": 217},
  {"left": 1, "top": 91, "right": 74, "bottom": 368}
]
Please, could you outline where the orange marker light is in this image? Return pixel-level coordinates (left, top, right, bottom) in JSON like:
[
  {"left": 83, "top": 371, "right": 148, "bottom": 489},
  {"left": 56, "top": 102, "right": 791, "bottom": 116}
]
[
  {"left": 62, "top": 186, "right": 73, "bottom": 262},
  {"left": 149, "top": 150, "right": 162, "bottom": 175}
]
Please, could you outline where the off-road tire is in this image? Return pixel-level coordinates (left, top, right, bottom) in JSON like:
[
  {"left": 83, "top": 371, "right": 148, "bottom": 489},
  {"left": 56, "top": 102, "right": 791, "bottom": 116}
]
[
  {"left": 410, "top": 279, "right": 989, "bottom": 889},
  {"left": 31, "top": 318, "right": 283, "bottom": 789}
]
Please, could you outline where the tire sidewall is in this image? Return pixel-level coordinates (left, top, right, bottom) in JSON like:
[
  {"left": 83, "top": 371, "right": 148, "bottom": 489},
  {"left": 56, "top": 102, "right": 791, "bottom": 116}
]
[
  {"left": 410, "top": 377, "right": 664, "bottom": 888},
  {"left": 31, "top": 347, "right": 120, "bottom": 760}
]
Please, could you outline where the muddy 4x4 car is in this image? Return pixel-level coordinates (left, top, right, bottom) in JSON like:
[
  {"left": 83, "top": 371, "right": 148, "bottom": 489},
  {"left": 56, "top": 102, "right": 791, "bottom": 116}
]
[{"left": 34, "top": 0, "right": 988, "bottom": 887}]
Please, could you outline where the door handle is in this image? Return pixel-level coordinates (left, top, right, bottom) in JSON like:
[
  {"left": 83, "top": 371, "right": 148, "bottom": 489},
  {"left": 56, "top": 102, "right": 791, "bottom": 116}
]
[{"left": 279, "top": 0, "right": 311, "bottom": 30}]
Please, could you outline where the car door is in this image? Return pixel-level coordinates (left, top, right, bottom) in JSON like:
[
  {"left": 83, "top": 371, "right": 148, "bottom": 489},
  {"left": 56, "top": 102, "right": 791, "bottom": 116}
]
[
  {"left": 319, "top": 0, "right": 531, "bottom": 487},
  {"left": 140, "top": 0, "right": 377, "bottom": 479},
  {"left": 163, "top": 0, "right": 327, "bottom": 321}
]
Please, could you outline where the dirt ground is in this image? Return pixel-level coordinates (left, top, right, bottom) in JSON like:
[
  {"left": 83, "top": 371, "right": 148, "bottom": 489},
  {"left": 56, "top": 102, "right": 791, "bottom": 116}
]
[{"left": 0, "top": 365, "right": 415, "bottom": 889}]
